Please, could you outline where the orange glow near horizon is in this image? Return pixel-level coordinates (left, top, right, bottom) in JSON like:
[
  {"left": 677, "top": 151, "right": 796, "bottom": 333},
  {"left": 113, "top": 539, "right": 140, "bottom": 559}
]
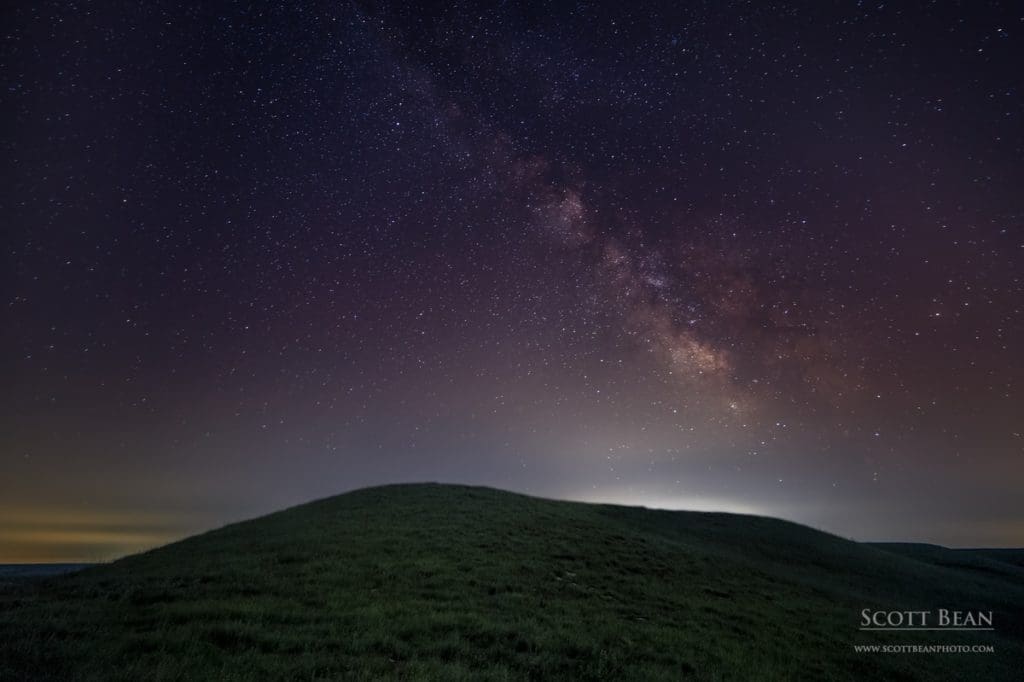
[{"left": 0, "top": 508, "right": 194, "bottom": 564}]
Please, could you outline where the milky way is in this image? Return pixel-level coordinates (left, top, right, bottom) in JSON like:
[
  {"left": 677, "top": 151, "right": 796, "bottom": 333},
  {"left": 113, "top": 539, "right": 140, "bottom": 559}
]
[{"left": 2, "top": 2, "right": 1022, "bottom": 560}]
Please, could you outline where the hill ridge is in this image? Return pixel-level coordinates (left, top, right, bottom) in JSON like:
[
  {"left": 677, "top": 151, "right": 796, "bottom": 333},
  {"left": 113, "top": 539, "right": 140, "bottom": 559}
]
[{"left": 2, "top": 483, "right": 1021, "bottom": 681}]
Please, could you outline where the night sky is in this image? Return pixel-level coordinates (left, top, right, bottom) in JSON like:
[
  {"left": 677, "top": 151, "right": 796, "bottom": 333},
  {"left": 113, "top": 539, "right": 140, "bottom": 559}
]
[{"left": 3, "top": 2, "right": 1022, "bottom": 562}]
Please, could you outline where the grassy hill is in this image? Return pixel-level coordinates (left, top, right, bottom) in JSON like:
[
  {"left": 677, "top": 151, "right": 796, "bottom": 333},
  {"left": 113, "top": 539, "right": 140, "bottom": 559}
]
[{"left": 1, "top": 484, "right": 1021, "bottom": 680}]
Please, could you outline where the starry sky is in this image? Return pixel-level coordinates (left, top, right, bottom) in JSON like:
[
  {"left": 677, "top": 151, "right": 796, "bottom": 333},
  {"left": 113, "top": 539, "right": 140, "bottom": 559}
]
[{"left": 2, "top": 1, "right": 1023, "bottom": 562}]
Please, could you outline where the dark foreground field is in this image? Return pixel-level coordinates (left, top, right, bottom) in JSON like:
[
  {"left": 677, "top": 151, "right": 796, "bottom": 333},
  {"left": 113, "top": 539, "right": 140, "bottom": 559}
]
[{"left": 1, "top": 484, "right": 1021, "bottom": 680}]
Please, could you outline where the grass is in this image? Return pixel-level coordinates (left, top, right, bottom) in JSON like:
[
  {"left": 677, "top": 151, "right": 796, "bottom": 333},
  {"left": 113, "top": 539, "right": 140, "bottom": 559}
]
[{"left": 1, "top": 483, "right": 1021, "bottom": 680}]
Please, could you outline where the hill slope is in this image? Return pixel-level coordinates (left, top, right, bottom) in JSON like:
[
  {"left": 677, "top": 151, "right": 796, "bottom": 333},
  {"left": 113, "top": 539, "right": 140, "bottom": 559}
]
[{"left": 1, "top": 484, "right": 1021, "bottom": 680}]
